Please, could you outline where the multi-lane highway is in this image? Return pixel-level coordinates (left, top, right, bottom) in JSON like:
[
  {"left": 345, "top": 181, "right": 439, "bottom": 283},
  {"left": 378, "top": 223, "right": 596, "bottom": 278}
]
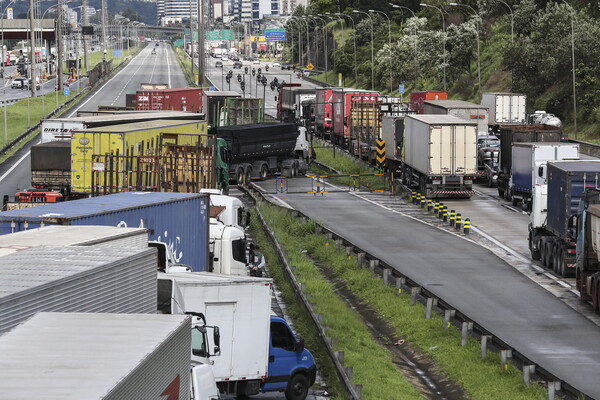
[{"left": 0, "top": 42, "right": 185, "bottom": 198}]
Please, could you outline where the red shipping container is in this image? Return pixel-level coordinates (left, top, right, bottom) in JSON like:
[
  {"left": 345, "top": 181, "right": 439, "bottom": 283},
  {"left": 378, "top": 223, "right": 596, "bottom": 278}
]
[
  {"left": 409, "top": 91, "right": 448, "bottom": 114},
  {"left": 330, "top": 89, "right": 378, "bottom": 146},
  {"left": 136, "top": 88, "right": 204, "bottom": 113}
]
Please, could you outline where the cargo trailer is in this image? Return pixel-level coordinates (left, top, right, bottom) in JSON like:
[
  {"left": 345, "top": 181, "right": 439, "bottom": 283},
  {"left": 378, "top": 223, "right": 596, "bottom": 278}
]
[
  {"left": 423, "top": 99, "right": 489, "bottom": 136},
  {"left": 529, "top": 160, "right": 600, "bottom": 277},
  {"left": 480, "top": 92, "right": 527, "bottom": 127},
  {"left": 136, "top": 88, "right": 204, "bottom": 113},
  {"left": 202, "top": 91, "right": 240, "bottom": 127},
  {"left": 0, "top": 245, "right": 157, "bottom": 334},
  {"left": 510, "top": 143, "right": 579, "bottom": 211},
  {"left": 399, "top": 114, "right": 477, "bottom": 198},
  {"left": 0, "top": 192, "right": 210, "bottom": 271},
  {"left": 409, "top": 90, "right": 448, "bottom": 114},
  {"left": 575, "top": 193, "right": 600, "bottom": 312},
  {"left": 314, "top": 87, "right": 336, "bottom": 138},
  {"left": 330, "top": 89, "right": 378, "bottom": 147},
  {"left": 0, "top": 312, "right": 192, "bottom": 399}
]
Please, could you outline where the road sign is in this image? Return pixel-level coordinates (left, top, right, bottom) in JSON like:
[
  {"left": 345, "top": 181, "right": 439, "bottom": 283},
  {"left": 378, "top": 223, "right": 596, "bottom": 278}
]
[
  {"left": 265, "top": 29, "right": 286, "bottom": 41},
  {"left": 376, "top": 139, "right": 386, "bottom": 168},
  {"left": 399, "top": 84, "right": 405, "bottom": 94},
  {"left": 306, "top": 63, "right": 314, "bottom": 71},
  {"left": 63, "top": 86, "right": 70, "bottom": 96}
]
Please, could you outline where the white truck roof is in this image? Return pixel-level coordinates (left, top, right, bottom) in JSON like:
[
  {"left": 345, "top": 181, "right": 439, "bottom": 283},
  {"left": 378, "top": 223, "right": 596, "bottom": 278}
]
[
  {"left": 0, "top": 225, "right": 148, "bottom": 257},
  {"left": 407, "top": 114, "right": 478, "bottom": 125},
  {"left": 0, "top": 312, "right": 190, "bottom": 400}
]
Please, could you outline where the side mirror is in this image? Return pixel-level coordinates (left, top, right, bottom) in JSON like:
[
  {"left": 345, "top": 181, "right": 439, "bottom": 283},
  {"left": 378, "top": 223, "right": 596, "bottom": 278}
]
[
  {"left": 538, "top": 165, "right": 544, "bottom": 178},
  {"left": 213, "top": 326, "right": 221, "bottom": 355},
  {"left": 294, "top": 336, "right": 305, "bottom": 353}
]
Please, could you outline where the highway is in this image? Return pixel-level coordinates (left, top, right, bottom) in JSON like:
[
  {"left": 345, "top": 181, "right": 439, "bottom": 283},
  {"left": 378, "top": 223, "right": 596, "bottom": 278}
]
[{"left": 0, "top": 42, "right": 185, "bottom": 199}]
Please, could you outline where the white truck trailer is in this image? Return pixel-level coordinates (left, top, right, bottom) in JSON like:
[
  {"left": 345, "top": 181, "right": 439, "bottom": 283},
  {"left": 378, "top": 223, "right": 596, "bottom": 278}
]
[
  {"left": 394, "top": 114, "right": 478, "bottom": 198},
  {"left": 480, "top": 92, "right": 527, "bottom": 128},
  {"left": 510, "top": 142, "right": 579, "bottom": 211},
  {"left": 0, "top": 312, "right": 199, "bottom": 400},
  {"left": 0, "top": 245, "right": 157, "bottom": 334},
  {"left": 158, "top": 272, "right": 317, "bottom": 399},
  {"left": 423, "top": 99, "right": 489, "bottom": 136}
]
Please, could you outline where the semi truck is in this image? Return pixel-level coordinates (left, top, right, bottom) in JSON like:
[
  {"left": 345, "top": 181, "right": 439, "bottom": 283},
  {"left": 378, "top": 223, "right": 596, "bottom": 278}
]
[
  {"left": 382, "top": 114, "right": 477, "bottom": 198},
  {"left": 331, "top": 89, "right": 379, "bottom": 147},
  {"left": 70, "top": 119, "right": 209, "bottom": 194},
  {"left": 158, "top": 272, "right": 317, "bottom": 399},
  {"left": 277, "top": 84, "right": 316, "bottom": 128},
  {"left": 510, "top": 143, "right": 579, "bottom": 211},
  {"left": 528, "top": 160, "right": 600, "bottom": 277},
  {"left": 0, "top": 192, "right": 211, "bottom": 271},
  {"left": 423, "top": 99, "right": 490, "bottom": 136},
  {"left": 0, "top": 312, "right": 220, "bottom": 400},
  {"left": 575, "top": 190, "right": 600, "bottom": 313},
  {"left": 215, "top": 122, "right": 309, "bottom": 183},
  {"left": 495, "top": 124, "right": 563, "bottom": 201},
  {"left": 480, "top": 92, "right": 527, "bottom": 131},
  {"left": 136, "top": 88, "right": 204, "bottom": 113},
  {"left": 0, "top": 244, "right": 157, "bottom": 334},
  {"left": 40, "top": 111, "right": 204, "bottom": 142}
]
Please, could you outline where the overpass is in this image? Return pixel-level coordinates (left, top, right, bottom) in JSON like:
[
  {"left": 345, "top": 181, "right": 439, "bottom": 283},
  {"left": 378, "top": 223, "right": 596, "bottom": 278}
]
[{"left": 1, "top": 19, "right": 55, "bottom": 41}]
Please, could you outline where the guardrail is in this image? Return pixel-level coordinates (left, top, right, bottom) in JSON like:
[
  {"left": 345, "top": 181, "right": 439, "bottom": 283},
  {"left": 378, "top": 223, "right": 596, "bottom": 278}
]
[
  {"left": 244, "top": 177, "right": 588, "bottom": 400},
  {"left": 569, "top": 138, "right": 600, "bottom": 159}
]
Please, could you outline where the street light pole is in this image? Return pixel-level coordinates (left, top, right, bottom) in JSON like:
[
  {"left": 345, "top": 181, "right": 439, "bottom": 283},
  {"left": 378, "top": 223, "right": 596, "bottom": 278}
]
[
  {"left": 1, "top": 0, "right": 17, "bottom": 146},
  {"left": 449, "top": 2, "right": 480, "bottom": 94},
  {"left": 309, "top": 15, "right": 327, "bottom": 82},
  {"left": 353, "top": 10, "right": 374, "bottom": 90},
  {"left": 495, "top": 0, "right": 513, "bottom": 43},
  {"left": 368, "top": 9, "right": 392, "bottom": 93},
  {"left": 563, "top": 0, "right": 577, "bottom": 138},
  {"left": 389, "top": 4, "right": 418, "bottom": 83},
  {"left": 420, "top": 2, "right": 446, "bottom": 91},
  {"left": 334, "top": 13, "right": 358, "bottom": 84}
]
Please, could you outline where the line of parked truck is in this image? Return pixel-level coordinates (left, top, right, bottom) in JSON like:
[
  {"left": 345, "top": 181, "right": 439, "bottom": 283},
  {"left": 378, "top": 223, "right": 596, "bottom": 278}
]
[{"left": 0, "top": 193, "right": 317, "bottom": 399}]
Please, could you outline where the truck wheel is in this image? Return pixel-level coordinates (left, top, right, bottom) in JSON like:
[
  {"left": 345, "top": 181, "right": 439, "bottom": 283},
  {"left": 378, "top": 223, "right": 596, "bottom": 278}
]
[
  {"left": 259, "top": 164, "right": 268, "bottom": 180},
  {"left": 291, "top": 162, "right": 298, "bottom": 177},
  {"left": 512, "top": 197, "right": 519, "bottom": 207},
  {"left": 529, "top": 235, "right": 541, "bottom": 260},
  {"left": 236, "top": 169, "right": 245, "bottom": 185},
  {"left": 245, "top": 168, "right": 252, "bottom": 184},
  {"left": 592, "top": 281, "right": 600, "bottom": 313},
  {"left": 285, "top": 373, "right": 309, "bottom": 400},
  {"left": 498, "top": 188, "right": 504, "bottom": 198}
]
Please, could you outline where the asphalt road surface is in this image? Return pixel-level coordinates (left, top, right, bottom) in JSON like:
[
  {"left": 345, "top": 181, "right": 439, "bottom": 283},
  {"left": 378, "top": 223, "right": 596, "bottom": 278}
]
[{"left": 253, "top": 176, "right": 600, "bottom": 399}]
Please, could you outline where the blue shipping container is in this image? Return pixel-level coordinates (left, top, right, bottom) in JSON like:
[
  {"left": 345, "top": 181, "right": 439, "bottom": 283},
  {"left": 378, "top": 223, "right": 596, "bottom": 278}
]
[
  {"left": 547, "top": 161, "right": 600, "bottom": 239},
  {"left": 0, "top": 192, "right": 209, "bottom": 272}
]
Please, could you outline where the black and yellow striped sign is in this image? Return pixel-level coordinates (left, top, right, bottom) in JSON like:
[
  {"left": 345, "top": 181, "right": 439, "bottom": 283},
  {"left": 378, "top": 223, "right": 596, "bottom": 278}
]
[{"left": 376, "top": 139, "right": 386, "bottom": 167}]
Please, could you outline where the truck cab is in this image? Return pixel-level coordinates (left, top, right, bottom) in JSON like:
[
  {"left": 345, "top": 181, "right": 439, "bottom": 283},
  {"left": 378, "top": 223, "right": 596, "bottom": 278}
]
[
  {"left": 262, "top": 316, "right": 317, "bottom": 399},
  {"left": 209, "top": 218, "right": 247, "bottom": 275}
]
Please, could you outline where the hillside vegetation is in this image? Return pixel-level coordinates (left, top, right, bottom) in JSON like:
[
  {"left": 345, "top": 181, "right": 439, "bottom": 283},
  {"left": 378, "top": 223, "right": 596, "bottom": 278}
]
[{"left": 285, "top": 0, "right": 600, "bottom": 140}]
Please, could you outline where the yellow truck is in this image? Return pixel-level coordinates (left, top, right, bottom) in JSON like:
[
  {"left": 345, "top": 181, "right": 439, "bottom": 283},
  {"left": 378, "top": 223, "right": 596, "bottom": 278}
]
[{"left": 71, "top": 119, "right": 211, "bottom": 194}]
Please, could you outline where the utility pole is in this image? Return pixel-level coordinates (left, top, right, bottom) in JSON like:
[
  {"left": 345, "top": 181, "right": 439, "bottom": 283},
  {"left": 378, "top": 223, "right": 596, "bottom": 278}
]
[
  {"left": 101, "top": 0, "right": 107, "bottom": 61},
  {"left": 29, "top": 0, "right": 36, "bottom": 96},
  {"left": 57, "top": 0, "right": 64, "bottom": 90},
  {"left": 189, "top": 0, "right": 194, "bottom": 80},
  {"left": 82, "top": 0, "right": 89, "bottom": 72},
  {"left": 198, "top": 0, "right": 204, "bottom": 86}
]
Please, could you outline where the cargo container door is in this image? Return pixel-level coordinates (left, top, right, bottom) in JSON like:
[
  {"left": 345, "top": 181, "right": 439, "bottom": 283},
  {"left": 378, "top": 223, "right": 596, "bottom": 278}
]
[
  {"left": 430, "top": 125, "right": 451, "bottom": 175},
  {"left": 205, "top": 302, "right": 237, "bottom": 380},
  {"left": 453, "top": 124, "right": 477, "bottom": 175}
]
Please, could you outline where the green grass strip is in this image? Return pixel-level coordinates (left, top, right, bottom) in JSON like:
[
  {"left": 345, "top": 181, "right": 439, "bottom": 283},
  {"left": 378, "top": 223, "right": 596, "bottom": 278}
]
[
  {"left": 252, "top": 203, "right": 425, "bottom": 399},
  {"left": 255, "top": 202, "right": 550, "bottom": 399}
]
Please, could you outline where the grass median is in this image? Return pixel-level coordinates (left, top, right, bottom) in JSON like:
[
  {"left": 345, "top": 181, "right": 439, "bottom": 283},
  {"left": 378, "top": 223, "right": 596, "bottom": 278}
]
[{"left": 252, "top": 201, "right": 549, "bottom": 399}]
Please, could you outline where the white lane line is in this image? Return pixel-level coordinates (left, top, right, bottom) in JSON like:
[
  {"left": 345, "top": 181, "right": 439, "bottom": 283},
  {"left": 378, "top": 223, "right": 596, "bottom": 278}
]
[
  {"left": 68, "top": 53, "right": 144, "bottom": 117},
  {"left": 0, "top": 151, "right": 31, "bottom": 183},
  {"left": 166, "top": 48, "right": 172, "bottom": 88},
  {"left": 557, "top": 280, "right": 572, "bottom": 289},
  {"left": 110, "top": 53, "right": 150, "bottom": 106}
]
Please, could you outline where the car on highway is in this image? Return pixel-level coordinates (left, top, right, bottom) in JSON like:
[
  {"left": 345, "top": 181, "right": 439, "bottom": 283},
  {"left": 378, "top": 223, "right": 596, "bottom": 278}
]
[
  {"left": 221, "top": 55, "right": 229, "bottom": 61},
  {"left": 151, "top": 49, "right": 157, "bottom": 55},
  {"left": 215, "top": 61, "right": 223, "bottom": 68},
  {"left": 280, "top": 62, "right": 291, "bottom": 70},
  {"left": 253, "top": 58, "right": 260, "bottom": 64},
  {"left": 233, "top": 61, "right": 242, "bottom": 69},
  {"left": 272, "top": 62, "right": 281, "bottom": 68},
  {"left": 10, "top": 77, "right": 27, "bottom": 89}
]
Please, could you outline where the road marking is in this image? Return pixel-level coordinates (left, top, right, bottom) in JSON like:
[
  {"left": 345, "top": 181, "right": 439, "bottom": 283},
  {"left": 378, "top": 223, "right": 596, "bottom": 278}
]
[
  {"left": 0, "top": 150, "right": 31, "bottom": 183},
  {"left": 166, "top": 47, "right": 172, "bottom": 88},
  {"left": 110, "top": 52, "right": 152, "bottom": 106},
  {"left": 557, "top": 280, "right": 572, "bottom": 289}
]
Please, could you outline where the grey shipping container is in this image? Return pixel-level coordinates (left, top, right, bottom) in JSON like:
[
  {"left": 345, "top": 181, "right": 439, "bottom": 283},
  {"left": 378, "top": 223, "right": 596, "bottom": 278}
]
[
  {"left": 546, "top": 161, "right": 600, "bottom": 239},
  {"left": 0, "top": 192, "right": 209, "bottom": 272},
  {"left": 0, "top": 312, "right": 191, "bottom": 400},
  {"left": 423, "top": 99, "right": 489, "bottom": 135},
  {"left": 0, "top": 245, "right": 157, "bottom": 334}
]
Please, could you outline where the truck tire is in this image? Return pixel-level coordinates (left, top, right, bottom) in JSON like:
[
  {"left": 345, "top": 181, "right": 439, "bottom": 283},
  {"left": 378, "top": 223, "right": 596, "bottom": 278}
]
[
  {"left": 512, "top": 197, "right": 519, "bottom": 207},
  {"left": 259, "top": 164, "right": 268, "bottom": 180},
  {"left": 236, "top": 169, "right": 245, "bottom": 185},
  {"left": 245, "top": 168, "right": 252, "bottom": 184},
  {"left": 498, "top": 187, "right": 504, "bottom": 198},
  {"left": 529, "top": 235, "right": 541, "bottom": 260},
  {"left": 592, "top": 280, "right": 600, "bottom": 313},
  {"left": 285, "top": 373, "right": 309, "bottom": 400}
]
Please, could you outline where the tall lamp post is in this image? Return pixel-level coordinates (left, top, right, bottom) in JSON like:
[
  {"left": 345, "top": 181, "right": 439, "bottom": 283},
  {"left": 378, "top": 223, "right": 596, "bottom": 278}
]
[
  {"left": 420, "top": 2, "right": 446, "bottom": 91},
  {"left": 368, "top": 9, "right": 392, "bottom": 93},
  {"left": 352, "top": 9, "right": 374, "bottom": 90},
  {"left": 334, "top": 13, "right": 358, "bottom": 84},
  {"left": 495, "top": 0, "right": 513, "bottom": 43},
  {"left": 389, "top": 4, "right": 418, "bottom": 83},
  {"left": 309, "top": 15, "right": 327, "bottom": 81},
  {"left": 449, "top": 2, "right": 480, "bottom": 93},
  {"left": 563, "top": 0, "right": 577, "bottom": 138},
  {"left": 1, "top": 0, "right": 17, "bottom": 145}
]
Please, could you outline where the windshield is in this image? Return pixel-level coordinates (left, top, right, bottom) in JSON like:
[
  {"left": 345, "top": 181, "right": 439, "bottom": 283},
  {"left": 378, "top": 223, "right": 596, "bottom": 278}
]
[{"left": 482, "top": 139, "right": 500, "bottom": 148}]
